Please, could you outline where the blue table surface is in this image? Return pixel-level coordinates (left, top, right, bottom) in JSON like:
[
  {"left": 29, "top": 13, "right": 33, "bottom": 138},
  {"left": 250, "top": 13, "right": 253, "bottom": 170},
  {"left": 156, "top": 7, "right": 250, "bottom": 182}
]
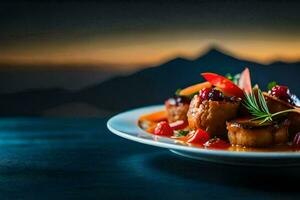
[{"left": 0, "top": 118, "right": 299, "bottom": 200}]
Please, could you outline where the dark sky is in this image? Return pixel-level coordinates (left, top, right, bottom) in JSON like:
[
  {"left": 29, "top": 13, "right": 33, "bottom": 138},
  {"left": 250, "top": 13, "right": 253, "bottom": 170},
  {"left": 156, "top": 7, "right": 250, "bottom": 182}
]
[{"left": 0, "top": 0, "right": 299, "bottom": 67}]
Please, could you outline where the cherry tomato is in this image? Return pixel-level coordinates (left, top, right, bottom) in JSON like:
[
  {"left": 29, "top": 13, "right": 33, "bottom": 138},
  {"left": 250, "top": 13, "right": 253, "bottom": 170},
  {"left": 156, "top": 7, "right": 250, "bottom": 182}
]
[
  {"left": 186, "top": 129, "right": 210, "bottom": 144},
  {"left": 154, "top": 121, "right": 173, "bottom": 136},
  {"left": 169, "top": 120, "right": 188, "bottom": 130},
  {"left": 269, "top": 85, "right": 290, "bottom": 101},
  {"left": 199, "top": 88, "right": 212, "bottom": 101},
  {"left": 201, "top": 72, "right": 244, "bottom": 98}
]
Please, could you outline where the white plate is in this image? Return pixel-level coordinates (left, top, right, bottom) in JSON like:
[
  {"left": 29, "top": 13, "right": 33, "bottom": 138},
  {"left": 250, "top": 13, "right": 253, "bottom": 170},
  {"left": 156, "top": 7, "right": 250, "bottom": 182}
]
[{"left": 107, "top": 105, "right": 300, "bottom": 166}]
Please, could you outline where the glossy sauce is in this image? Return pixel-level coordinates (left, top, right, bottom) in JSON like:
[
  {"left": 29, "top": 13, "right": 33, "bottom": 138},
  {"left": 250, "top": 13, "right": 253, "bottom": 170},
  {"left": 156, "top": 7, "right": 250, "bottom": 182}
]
[{"left": 139, "top": 118, "right": 300, "bottom": 152}]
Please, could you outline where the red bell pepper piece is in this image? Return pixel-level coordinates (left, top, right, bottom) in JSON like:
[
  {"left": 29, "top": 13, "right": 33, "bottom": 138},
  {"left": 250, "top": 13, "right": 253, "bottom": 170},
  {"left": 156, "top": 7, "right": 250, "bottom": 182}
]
[{"left": 201, "top": 72, "right": 244, "bottom": 98}]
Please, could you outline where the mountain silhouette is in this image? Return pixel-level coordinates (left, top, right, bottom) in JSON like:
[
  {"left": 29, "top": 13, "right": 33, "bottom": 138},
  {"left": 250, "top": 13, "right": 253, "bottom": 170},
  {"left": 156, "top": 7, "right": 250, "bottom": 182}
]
[
  {"left": 0, "top": 46, "right": 299, "bottom": 116},
  {"left": 75, "top": 46, "right": 300, "bottom": 112}
]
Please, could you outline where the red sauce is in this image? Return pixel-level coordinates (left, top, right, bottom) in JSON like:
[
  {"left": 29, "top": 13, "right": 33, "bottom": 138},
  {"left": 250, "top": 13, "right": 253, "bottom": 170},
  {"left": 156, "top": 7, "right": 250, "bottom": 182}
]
[
  {"left": 204, "top": 138, "right": 231, "bottom": 150},
  {"left": 139, "top": 117, "right": 300, "bottom": 152}
]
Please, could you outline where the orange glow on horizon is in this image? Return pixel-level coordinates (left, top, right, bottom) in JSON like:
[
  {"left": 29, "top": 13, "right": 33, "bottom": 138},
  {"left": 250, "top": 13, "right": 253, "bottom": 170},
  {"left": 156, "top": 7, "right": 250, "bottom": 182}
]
[{"left": 0, "top": 31, "right": 299, "bottom": 70}]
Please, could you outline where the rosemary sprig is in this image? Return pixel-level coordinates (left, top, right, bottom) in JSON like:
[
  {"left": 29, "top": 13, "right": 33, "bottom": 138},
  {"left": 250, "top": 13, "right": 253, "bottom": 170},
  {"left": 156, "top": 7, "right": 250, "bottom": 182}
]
[{"left": 243, "top": 89, "right": 296, "bottom": 124}]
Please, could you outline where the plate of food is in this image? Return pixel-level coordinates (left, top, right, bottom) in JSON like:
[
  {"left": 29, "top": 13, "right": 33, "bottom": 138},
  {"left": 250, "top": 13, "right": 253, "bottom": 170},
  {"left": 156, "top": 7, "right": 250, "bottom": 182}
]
[{"left": 107, "top": 68, "right": 300, "bottom": 166}]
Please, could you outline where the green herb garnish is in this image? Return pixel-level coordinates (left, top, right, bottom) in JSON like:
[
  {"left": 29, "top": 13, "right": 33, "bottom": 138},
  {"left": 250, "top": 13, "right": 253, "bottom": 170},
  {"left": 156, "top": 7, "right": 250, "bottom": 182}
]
[
  {"left": 174, "top": 130, "right": 190, "bottom": 137},
  {"left": 267, "top": 81, "right": 277, "bottom": 91},
  {"left": 243, "top": 88, "right": 296, "bottom": 124},
  {"left": 226, "top": 73, "right": 240, "bottom": 85}
]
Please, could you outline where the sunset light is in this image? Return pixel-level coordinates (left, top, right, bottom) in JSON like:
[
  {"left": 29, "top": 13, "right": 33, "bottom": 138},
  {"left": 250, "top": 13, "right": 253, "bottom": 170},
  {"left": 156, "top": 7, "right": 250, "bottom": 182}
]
[
  {"left": 1, "top": 1, "right": 299, "bottom": 70},
  {"left": 0, "top": 31, "right": 299, "bottom": 69}
]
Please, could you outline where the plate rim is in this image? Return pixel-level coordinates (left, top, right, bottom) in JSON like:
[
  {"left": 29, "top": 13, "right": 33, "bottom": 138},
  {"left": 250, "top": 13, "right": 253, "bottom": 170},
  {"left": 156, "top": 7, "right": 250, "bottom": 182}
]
[{"left": 107, "top": 105, "right": 300, "bottom": 158}]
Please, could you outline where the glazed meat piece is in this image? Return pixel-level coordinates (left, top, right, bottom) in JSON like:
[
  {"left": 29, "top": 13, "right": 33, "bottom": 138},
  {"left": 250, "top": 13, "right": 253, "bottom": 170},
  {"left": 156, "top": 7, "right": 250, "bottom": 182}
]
[
  {"left": 187, "top": 92, "right": 240, "bottom": 137},
  {"left": 227, "top": 119, "right": 289, "bottom": 147},
  {"left": 288, "top": 112, "right": 300, "bottom": 137},
  {"left": 165, "top": 96, "right": 190, "bottom": 123},
  {"left": 263, "top": 92, "right": 300, "bottom": 137},
  {"left": 263, "top": 92, "right": 293, "bottom": 113}
]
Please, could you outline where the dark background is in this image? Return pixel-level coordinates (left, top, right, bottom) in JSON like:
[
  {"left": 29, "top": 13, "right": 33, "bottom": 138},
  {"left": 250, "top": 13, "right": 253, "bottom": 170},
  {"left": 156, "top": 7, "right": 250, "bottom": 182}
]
[
  {"left": 0, "top": 2, "right": 300, "bottom": 199},
  {"left": 0, "top": 0, "right": 299, "bottom": 116}
]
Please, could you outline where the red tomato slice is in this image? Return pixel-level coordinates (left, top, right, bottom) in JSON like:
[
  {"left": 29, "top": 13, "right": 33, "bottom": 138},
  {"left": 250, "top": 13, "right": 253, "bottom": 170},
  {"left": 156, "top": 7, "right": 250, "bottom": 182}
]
[
  {"left": 201, "top": 72, "right": 244, "bottom": 98},
  {"left": 238, "top": 67, "right": 252, "bottom": 94},
  {"left": 186, "top": 129, "right": 210, "bottom": 144}
]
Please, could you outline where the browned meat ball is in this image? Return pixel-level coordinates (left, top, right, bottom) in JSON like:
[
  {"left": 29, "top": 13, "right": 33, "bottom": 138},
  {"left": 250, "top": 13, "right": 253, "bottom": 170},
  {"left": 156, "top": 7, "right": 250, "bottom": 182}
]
[
  {"left": 263, "top": 92, "right": 300, "bottom": 137},
  {"left": 227, "top": 119, "right": 289, "bottom": 147},
  {"left": 165, "top": 104, "right": 189, "bottom": 123},
  {"left": 165, "top": 96, "right": 190, "bottom": 123},
  {"left": 187, "top": 95, "right": 240, "bottom": 137}
]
